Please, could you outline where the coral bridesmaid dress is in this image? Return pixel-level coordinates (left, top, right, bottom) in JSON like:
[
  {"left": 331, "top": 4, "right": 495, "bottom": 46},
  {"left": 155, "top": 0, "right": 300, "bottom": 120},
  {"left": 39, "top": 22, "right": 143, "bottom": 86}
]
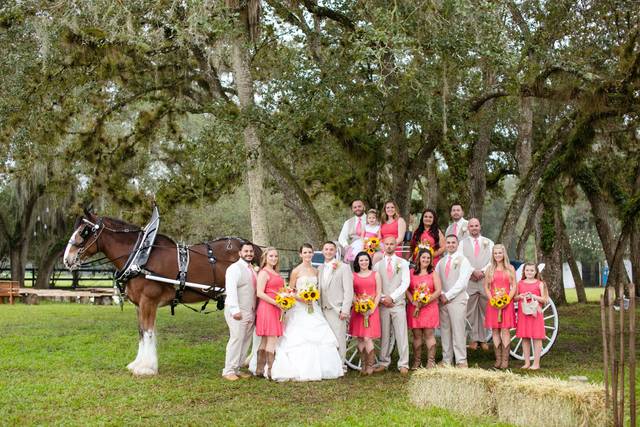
[
  {"left": 349, "top": 272, "right": 381, "bottom": 338},
  {"left": 515, "top": 280, "right": 546, "bottom": 339},
  {"left": 255, "top": 269, "right": 284, "bottom": 337},
  {"left": 380, "top": 219, "right": 403, "bottom": 256},
  {"left": 484, "top": 269, "right": 516, "bottom": 329},
  {"left": 406, "top": 270, "right": 439, "bottom": 329}
]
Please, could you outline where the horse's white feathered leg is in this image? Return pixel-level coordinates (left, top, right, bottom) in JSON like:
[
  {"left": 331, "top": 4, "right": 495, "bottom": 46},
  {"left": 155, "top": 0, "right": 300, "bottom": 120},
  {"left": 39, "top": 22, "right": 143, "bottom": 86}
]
[{"left": 131, "top": 329, "right": 158, "bottom": 376}]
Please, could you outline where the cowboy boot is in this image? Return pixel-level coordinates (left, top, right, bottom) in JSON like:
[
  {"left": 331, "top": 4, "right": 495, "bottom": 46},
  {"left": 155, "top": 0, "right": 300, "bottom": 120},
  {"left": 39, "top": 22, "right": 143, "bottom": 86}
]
[
  {"left": 500, "top": 344, "right": 510, "bottom": 369},
  {"left": 493, "top": 345, "right": 502, "bottom": 369},
  {"left": 411, "top": 343, "right": 422, "bottom": 370},
  {"left": 265, "top": 351, "right": 275, "bottom": 379},
  {"left": 255, "top": 349, "right": 266, "bottom": 377},
  {"left": 365, "top": 350, "right": 375, "bottom": 375},
  {"left": 426, "top": 344, "right": 436, "bottom": 369},
  {"left": 359, "top": 349, "right": 368, "bottom": 376}
]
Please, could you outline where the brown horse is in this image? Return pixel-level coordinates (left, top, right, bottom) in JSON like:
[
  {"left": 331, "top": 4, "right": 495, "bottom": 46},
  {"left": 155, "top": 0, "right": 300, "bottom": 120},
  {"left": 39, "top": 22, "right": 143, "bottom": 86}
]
[{"left": 63, "top": 209, "right": 261, "bottom": 376}]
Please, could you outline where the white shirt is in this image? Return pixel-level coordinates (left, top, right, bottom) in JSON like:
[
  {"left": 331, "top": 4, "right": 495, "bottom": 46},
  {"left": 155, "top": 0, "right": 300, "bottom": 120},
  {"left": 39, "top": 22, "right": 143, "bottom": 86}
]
[
  {"left": 338, "top": 215, "right": 366, "bottom": 248},
  {"left": 439, "top": 252, "right": 473, "bottom": 301},
  {"left": 457, "top": 235, "right": 494, "bottom": 272},
  {"left": 225, "top": 259, "right": 254, "bottom": 316},
  {"left": 375, "top": 254, "right": 410, "bottom": 304}
]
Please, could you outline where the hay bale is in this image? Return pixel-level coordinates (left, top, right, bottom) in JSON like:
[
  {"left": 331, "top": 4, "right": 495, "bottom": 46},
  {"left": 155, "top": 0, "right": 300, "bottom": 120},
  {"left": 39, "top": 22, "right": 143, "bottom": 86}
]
[
  {"left": 494, "top": 375, "right": 606, "bottom": 427},
  {"left": 409, "top": 367, "right": 509, "bottom": 418},
  {"left": 409, "top": 368, "right": 606, "bottom": 427}
]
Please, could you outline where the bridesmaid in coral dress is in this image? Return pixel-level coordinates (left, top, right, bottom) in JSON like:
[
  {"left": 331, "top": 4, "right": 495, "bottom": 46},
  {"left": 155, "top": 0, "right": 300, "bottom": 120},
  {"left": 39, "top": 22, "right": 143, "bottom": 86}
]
[
  {"left": 255, "top": 247, "right": 284, "bottom": 378},
  {"left": 409, "top": 208, "right": 446, "bottom": 266},
  {"left": 380, "top": 201, "right": 407, "bottom": 257},
  {"left": 405, "top": 248, "right": 441, "bottom": 369},
  {"left": 515, "top": 262, "right": 548, "bottom": 370},
  {"left": 349, "top": 251, "right": 382, "bottom": 375},
  {"left": 483, "top": 244, "right": 516, "bottom": 369}
]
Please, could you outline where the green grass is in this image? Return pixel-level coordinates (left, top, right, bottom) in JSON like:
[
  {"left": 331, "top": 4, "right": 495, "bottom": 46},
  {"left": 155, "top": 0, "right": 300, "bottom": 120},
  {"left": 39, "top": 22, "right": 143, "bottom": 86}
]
[{"left": 0, "top": 301, "right": 637, "bottom": 426}]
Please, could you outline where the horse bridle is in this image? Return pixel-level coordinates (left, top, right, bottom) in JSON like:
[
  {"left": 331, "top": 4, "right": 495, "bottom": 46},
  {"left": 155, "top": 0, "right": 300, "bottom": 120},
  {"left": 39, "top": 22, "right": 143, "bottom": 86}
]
[{"left": 69, "top": 218, "right": 105, "bottom": 258}]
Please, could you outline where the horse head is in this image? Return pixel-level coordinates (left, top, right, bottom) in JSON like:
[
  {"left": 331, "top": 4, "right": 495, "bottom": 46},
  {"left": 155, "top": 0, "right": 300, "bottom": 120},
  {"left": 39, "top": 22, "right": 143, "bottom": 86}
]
[{"left": 63, "top": 207, "right": 104, "bottom": 270}]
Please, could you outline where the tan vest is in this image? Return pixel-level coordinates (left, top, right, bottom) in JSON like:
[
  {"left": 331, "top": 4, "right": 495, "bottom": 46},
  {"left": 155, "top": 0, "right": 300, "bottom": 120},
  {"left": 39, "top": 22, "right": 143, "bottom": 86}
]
[
  {"left": 445, "top": 218, "right": 469, "bottom": 240},
  {"left": 377, "top": 256, "right": 406, "bottom": 306},
  {"left": 235, "top": 261, "right": 257, "bottom": 312},
  {"left": 436, "top": 254, "right": 467, "bottom": 300},
  {"left": 461, "top": 236, "right": 493, "bottom": 270},
  {"left": 347, "top": 216, "right": 365, "bottom": 244}
]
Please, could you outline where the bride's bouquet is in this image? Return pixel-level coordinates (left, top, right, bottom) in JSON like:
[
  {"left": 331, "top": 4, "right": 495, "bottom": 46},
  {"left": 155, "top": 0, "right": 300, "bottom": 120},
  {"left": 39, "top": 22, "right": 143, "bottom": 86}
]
[
  {"left": 275, "top": 286, "right": 297, "bottom": 321},
  {"left": 354, "top": 293, "right": 375, "bottom": 327},
  {"left": 489, "top": 287, "right": 511, "bottom": 323},
  {"left": 412, "top": 284, "right": 432, "bottom": 318},
  {"left": 298, "top": 283, "right": 320, "bottom": 314}
]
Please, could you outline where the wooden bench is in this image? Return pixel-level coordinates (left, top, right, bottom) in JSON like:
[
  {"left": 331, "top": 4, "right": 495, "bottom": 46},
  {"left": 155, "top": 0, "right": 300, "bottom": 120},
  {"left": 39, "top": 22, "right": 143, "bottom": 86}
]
[{"left": 0, "top": 281, "right": 21, "bottom": 304}]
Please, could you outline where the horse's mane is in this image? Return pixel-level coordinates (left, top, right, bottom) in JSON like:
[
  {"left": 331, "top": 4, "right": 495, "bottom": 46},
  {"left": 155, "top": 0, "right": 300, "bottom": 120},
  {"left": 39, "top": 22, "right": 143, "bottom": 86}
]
[{"left": 102, "top": 216, "right": 142, "bottom": 231}]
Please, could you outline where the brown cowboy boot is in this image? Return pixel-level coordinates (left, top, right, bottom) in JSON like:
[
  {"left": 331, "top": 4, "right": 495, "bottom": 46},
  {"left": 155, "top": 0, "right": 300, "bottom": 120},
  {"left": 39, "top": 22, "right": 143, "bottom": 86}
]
[
  {"left": 265, "top": 351, "right": 276, "bottom": 379},
  {"left": 411, "top": 343, "right": 422, "bottom": 370},
  {"left": 365, "top": 350, "right": 375, "bottom": 375},
  {"left": 255, "top": 349, "right": 266, "bottom": 377},
  {"left": 493, "top": 345, "right": 502, "bottom": 369},
  {"left": 359, "top": 349, "right": 368, "bottom": 376},
  {"left": 426, "top": 344, "right": 436, "bottom": 369},
  {"left": 500, "top": 344, "right": 510, "bottom": 369}
]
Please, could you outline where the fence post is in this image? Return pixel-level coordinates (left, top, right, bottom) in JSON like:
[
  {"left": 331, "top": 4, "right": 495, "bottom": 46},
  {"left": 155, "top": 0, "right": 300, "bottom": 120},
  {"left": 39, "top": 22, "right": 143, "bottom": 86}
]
[{"left": 629, "top": 285, "right": 636, "bottom": 427}]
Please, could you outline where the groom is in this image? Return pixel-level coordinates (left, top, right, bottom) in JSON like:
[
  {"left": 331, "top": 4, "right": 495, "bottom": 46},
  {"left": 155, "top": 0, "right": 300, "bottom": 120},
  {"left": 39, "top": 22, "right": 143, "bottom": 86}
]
[
  {"left": 318, "top": 241, "right": 354, "bottom": 372},
  {"left": 222, "top": 242, "right": 257, "bottom": 381}
]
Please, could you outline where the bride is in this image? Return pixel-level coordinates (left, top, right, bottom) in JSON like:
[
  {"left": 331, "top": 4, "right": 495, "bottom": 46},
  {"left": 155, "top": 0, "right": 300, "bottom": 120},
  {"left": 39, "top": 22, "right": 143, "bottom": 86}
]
[{"left": 269, "top": 243, "right": 344, "bottom": 381}]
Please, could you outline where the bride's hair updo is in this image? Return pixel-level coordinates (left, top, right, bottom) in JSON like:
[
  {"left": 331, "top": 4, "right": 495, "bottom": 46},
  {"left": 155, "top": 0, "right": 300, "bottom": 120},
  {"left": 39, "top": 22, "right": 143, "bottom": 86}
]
[{"left": 299, "top": 243, "right": 313, "bottom": 253}]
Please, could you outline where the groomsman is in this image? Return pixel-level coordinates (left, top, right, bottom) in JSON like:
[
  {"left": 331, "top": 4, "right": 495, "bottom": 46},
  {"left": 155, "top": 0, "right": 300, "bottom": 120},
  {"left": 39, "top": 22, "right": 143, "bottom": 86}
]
[
  {"left": 318, "top": 241, "right": 354, "bottom": 372},
  {"left": 373, "top": 236, "right": 411, "bottom": 375},
  {"left": 222, "top": 242, "right": 257, "bottom": 381},
  {"left": 459, "top": 218, "right": 494, "bottom": 351},
  {"left": 445, "top": 203, "right": 469, "bottom": 240},
  {"left": 338, "top": 199, "right": 366, "bottom": 262},
  {"left": 436, "top": 235, "right": 473, "bottom": 367}
]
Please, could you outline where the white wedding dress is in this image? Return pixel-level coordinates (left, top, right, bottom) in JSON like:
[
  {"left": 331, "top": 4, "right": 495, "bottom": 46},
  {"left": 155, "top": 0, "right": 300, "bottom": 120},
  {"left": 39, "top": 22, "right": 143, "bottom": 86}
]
[{"left": 268, "top": 276, "right": 344, "bottom": 381}]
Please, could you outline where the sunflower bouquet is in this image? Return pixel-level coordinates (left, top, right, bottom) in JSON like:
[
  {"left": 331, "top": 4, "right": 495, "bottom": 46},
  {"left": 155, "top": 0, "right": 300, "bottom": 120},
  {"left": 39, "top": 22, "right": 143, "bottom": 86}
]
[
  {"left": 298, "top": 283, "right": 320, "bottom": 314},
  {"left": 275, "top": 286, "right": 297, "bottom": 321},
  {"left": 412, "top": 283, "right": 432, "bottom": 318},
  {"left": 354, "top": 293, "right": 375, "bottom": 327},
  {"left": 364, "top": 237, "right": 381, "bottom": 256},
  {"left": 489, "top": 287, "right": 511, "bottom": 323}
]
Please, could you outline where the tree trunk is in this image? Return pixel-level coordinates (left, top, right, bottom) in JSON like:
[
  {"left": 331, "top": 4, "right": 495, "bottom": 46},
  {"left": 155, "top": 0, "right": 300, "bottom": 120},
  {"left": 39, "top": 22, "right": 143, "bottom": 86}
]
[
  {"left": 516, "top": 195, "right": 542, "bottom": 260},
  {"left": 631, "top": 221, "right": 640, "bottom": 297},
  {"left": 516, "top": 97, "right": 534, "bottom": 175},
  {"left": 557, "top": 205, "right": 587, "bottom": 303},
  {"left": 265, "top": 153, "right": 327, "bottom": 247},
  {"left": 230, "top": 35, "right": 269, "bottom": 247},
  {"left": 9, "top": 242, "right": 27, "bottom": 287},
  {"left": 538, "top": 199, "right": 566, "bottom": 304},
  {"left": 468, "top": 70, "right": 496, "bottom": 221},
  {"left": 34, "top": 248, "right": 63, "bottom": 289}
]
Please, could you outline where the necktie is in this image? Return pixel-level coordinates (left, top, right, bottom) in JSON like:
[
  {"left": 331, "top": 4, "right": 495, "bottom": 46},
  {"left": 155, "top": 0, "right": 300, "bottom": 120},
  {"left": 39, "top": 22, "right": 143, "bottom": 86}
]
[
  {"left": 474, "top": 238, "right": 480, "bottom": 257},
  {"left": 452, "top": 222, "right": 458, "bottom": 236},
  {"left": 247, "top": 264, "right": 257, "bottom": 287},
  {"left": 445, "top": 256, "right": 452, "bottom": 278},
  {"left": 386, "top": 258, "right": 393, "bottom": 279},
  {"left": 355, "top": 217, "right": 362, "bottom": 235}
]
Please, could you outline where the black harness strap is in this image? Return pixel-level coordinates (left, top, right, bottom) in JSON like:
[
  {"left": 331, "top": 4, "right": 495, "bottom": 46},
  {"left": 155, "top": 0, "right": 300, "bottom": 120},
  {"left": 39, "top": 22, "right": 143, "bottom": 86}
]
[{"left": 171, "top": 243, "right": 190, "bottom": 316}]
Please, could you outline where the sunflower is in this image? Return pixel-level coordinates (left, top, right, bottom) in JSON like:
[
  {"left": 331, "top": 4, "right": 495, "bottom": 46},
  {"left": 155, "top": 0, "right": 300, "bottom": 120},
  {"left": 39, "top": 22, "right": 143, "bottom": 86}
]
[
  {"left": 308, "top": 289, "right": 319, "bottom": 300},
  {"left": 495, "top": 299, "right": 505, "bottom": 309},
  {"left": 420, "top": 294, "right": 430, "bottom": 304},
  {"left": 369, "top": 237, "right": 380, "bottom": 246}
]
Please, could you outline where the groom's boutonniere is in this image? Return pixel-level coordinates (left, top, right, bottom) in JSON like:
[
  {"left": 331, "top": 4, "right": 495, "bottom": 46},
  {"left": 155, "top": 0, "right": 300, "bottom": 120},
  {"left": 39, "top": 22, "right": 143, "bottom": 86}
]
[
  {"left": 395, "top": 262, "right": 401, "bottom": 275},
  {"left": 332, "top": 260, "right": 340, "bottom": 270},
  {"left": 453, "top": 258, "right": 460, "bottom": 270},
  {"left": 482, "top": 239, "right": 489, "bottom": 248}
]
